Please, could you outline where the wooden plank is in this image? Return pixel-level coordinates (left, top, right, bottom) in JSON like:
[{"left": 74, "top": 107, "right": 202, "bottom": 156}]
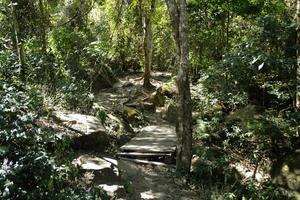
[
  {"left": 120, "top": 125, "right": 177, "bottom": 153},
  {"left": 119, "top": 157, "right": 175, "bottom": 168},
  {"left": 117, "top": 152, "right": 172, "bottom": 157},
  {"left": 120, "top": 140, "right": 176, "bottom": 152}
]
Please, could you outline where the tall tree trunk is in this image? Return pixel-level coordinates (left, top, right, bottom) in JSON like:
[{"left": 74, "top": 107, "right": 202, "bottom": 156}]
[
  {"left": 165, "top": 0, "right": 193, "bottom": 175},
  {"left": 297, "top": 0, "right": 300, "bottom": 109},
  {"left": 38, "top": 0, "right": 47, "bottom": 53},
  {"left": 226, "top": 0, "right": 230, "bottom": 48},
  {"left": 143, "top": 0, "right": 155, "bottom": 89},
  {"left": 10, "top": 0, "right": 25, "bottom": 80},
  {"left": 296, "top": 0, "right": 300, "bottom": 137},
  {"left": 165, "top": 0, "right": 180, "bottom": 67}
]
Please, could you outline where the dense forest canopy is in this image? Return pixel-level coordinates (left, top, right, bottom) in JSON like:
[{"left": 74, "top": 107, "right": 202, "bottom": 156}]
[{"left": 0, "top": 0, "right": 299, "bottom": 199}]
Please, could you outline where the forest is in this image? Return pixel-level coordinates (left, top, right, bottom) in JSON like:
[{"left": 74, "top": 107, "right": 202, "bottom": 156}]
[{"left": 0, "top": 0, "right": 300, "bottom": 199}]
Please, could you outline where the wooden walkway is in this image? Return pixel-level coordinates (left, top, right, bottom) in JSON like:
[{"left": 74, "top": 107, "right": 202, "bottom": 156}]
[{"left": 117, "top": 125, "right": 177, "bottom": 163}]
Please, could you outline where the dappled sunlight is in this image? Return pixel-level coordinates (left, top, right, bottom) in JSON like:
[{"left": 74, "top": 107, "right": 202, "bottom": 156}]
[
  {"left": 52, "top": 111, "right": 106, "bottom": 134},
  {"left": 120, "top": 125, "right": 177, "bottom": 153},
  {"left": 141, "top": 190, "right": 167, "bottom": 199},
  {"left": 1, "top": 0, "right": 298, "bottom": 198}
]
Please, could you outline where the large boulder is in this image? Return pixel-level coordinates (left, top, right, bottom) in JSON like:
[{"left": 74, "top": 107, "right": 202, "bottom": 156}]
[
  {"left": 51, "top": 112, "right": 109, "bottom": 151},
  {"left": 92, "top": 65, "right": 119, "bottom": 90}
]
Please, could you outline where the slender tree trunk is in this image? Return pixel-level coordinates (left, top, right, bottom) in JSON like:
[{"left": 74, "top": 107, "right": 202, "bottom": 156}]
[
  {"left": 38, "top": 0, "right": 47, "bottom": 53},
  {"left": 226, "top": 0, "right": 230, "bottom": 48},
  {"left": 143, "top": 0, "right": 155, "bottom": 88},
  {"left": 297, "top": 0, "right": 300, "bottom": 109},
  {"left": 10, "top": 0, "right": 25, "bottom": 79},
  {"left": 177, "top": 0, "right": 193, "bottom": 174},
  {"left": 165, "top": 0, "right": 180, "bottom": 66},
  {"left": 165, "top": 0, "right": 193, "bottom": 175},
  {"left": 296, "top": 0, "right": 300, "bottom": 136}
]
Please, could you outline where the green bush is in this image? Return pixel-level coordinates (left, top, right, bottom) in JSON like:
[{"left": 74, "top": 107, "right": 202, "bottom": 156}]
[{"left": 0, "top": 81, "right": 106, "bottom": 199}]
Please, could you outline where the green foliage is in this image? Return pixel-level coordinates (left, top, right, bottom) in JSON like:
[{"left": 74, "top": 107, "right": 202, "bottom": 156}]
[
  {"left": 0, "top": 81, "right": 106, "bottom": 199},
  {"left": 191, "top": 2, "right": 298, "bottom": 199},
  {"left": 49, "top": 27, "right": 90, "bottom": 73},
  {"left": 238, "top": 181, "right": 287, "bottom": 200},
  {"left": 0, "top": 42, "right": 20, "bottom": 81},
  {"left": 0, "top": 0, "right": 299, "bottom": 198},
  {"left": 48, "top": 77, "right": 93, "bottom": 112}
]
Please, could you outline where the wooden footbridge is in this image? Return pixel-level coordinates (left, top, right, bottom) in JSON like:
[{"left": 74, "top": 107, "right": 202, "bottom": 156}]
[{"left": 117, "top": 125, "right": 177, "bottom": 165}]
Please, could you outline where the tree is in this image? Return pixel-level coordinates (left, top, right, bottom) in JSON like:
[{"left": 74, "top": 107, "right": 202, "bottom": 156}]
[
  {"left": 165, "top": 0, "right": 193, "bottom": 174},
  {"left": 297, "top": 0, "right": 300, "bottom": 109},
  {"left": 143, "top": 0, "right": 155, "bottom": 88},
  {"left": 38, "top": 0, "right": 48, "bottom": 53},
  {"left": 10, "top": 0, "right": 26, "bottom": 79}
]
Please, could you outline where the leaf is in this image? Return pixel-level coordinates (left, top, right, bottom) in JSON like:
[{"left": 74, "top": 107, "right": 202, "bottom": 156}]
[
  {"left": 250, "top": 55, "right": 261, "bottom": 65},
  {"left": 0, "top": 146, "right": 9, "bottom": 156},
  {"left": 258, "top": 62, "right": 264, "bottom": 70}
]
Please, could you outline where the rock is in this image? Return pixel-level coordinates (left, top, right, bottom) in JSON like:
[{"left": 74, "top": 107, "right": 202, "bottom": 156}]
[
  {"left": 73, "top": 132, "right": 109, "bottom": 151},
  {"left": 159, "top": 84, "right": 177, "bottom": 98},
  {"left": 124, "top": 106, "right": 140, "bottom": 122},
  {"left": 92, "top": 65, "right": 119, "bottom": 90},
  {"left": 140, "top": 102, "right": 156, "bottom": 112},
  {"left": 161, "top": 101, "right": 178, "bottom": 124},
  {"left": 98, "top": 184, "right": 126, "bottom": 198},
  {"left": 73, "top": 154, "right": 113, "bottom": 170},
  {"left": 191, "top": 155, "right": 201, "bottom": 172},
  {"left": 124, "top": 102, "right": 156, "bottom": 113},
  {"left": 149, "top": 91, "right": 165, "bottom": 107},
  {"left": 51, "top": 111, "right": 109, "bottom": 151},
  {"left": 73, "top": 155, "right": 127, "bottom": 199},
  {"left": 113, "top": 81, "right": 134, "bottom": 88},
  {"left": 106, "top": 113, "right": 134, "bottom": 135}
]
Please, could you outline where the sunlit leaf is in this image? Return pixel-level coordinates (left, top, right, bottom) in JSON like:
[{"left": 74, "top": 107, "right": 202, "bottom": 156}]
[{"left": 258, "top": 62, "right": 264, "bottom": 70}]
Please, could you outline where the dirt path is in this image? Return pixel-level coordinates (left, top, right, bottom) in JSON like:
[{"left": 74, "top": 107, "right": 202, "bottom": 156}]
[
  {"left": 81, "top": 72, "right": 200, "bottom": 199},
  {"left": 118, "top": 159, "right": 199, "bottom": 200}
]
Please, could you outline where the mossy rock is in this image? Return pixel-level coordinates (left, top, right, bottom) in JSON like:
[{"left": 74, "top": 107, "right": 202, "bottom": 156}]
[
  {"left": 51, "top": 112, "right": 110, "bottom": 152},
  {"left": 124, "top": 106, "right": 139, "bottom": 118},
  {"left": 123, "top": 106, "right": 143, "bottom": 124},
  {"left": 149, "top": 91, "right": 165, "bottom": 107},
  {"left": 162, "top": 101, "right": 177, "bottom": 124},
  {"left": 160, "top": 84, "right": 177, "bottom": 98}
]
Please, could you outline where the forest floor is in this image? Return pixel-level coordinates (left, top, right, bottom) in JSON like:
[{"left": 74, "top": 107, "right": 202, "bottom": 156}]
[
  {"left": 71, "top": 71, "right": 201, "bottom": 199},
  {"left": 99, "top": 72, "right": 200, "bottom": 199},
  {"left": 47, "top": 71, "right": 300, "bottom": 199}
]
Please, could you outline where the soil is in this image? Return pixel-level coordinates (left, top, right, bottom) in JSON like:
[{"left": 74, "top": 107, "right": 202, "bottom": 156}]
[{"left": 74, "top": 71, "right": 201, "bottom": 199}]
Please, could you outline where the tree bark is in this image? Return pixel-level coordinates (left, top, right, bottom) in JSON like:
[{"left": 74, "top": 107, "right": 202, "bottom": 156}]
[
  {"left": 165, "top": 0, "right": 193, "bottom": 175},
  {"left": 38, "top": 0, "right": 47, "bottom": 53},
  {"left": 143, "top": 0, "right": 155, "bottom": 89},
  {"left": 297, "top": 0, "right": 300, "bottom": 109},
  {"left": 10, "top": 0, "right": 25, "bottom": 80},
  {"left": 165, "top": 0, "right": 180, "bottom": 65}
]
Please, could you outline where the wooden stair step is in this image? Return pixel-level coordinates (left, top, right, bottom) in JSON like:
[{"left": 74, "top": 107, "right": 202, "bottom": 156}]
[
  {"left": 119, "top": 157, "right": 175, "bottom": 168},
  {"left": 117, "top": 151, "right": 172, "bottom": 158}
]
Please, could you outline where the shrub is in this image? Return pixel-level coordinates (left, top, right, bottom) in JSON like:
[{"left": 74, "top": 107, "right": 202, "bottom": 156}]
[{"left": 0, "top": 81, "right": 106, "bottom": 199}]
